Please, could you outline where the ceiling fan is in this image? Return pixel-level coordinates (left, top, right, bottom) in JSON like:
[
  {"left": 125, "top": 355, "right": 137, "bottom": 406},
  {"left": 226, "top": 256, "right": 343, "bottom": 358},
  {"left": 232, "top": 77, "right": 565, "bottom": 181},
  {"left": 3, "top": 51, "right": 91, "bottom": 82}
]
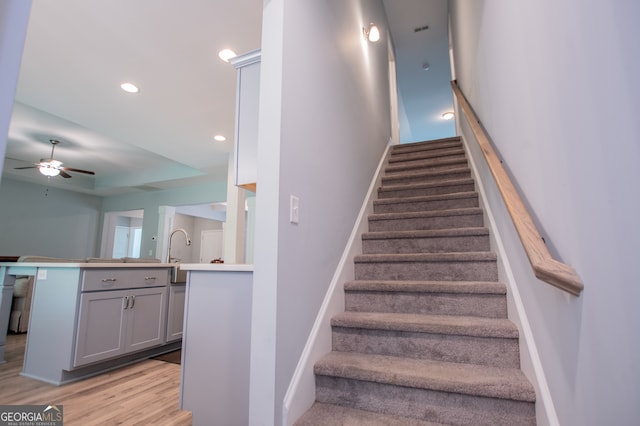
[{"left": 14, "top": 139, "right": 95, "bottom": 179}]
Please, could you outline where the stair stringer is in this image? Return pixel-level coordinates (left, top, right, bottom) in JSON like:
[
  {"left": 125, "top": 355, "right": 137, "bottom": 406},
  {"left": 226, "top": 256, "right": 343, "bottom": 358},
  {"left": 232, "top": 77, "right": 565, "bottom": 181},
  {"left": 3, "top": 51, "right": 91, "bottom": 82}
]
[
  {"left": 281, "top": 141, "right": 393, "bottom": 426},
  {"left": 458, "top": 132, "right": 560, "bottom": 426}
]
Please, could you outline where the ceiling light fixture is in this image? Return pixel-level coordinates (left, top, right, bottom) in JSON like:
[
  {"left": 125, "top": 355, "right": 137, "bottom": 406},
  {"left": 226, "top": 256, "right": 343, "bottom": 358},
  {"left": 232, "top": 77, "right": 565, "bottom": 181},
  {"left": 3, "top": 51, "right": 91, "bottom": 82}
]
[
  {"left": 218, "top": 49, "right": 237, "bottom": 62},
  {"left": 214, "top": 135, "right": 226, "bottom": 142},
  {"left": 38, "top": 161, "right": 61, "bottom": 177},
  {"left": 363, "top": 23, "right": 380, "bottom": 43},
  {"left": 422, "top": 62, "right": 430, "bottom": 71},
  {"left": 442, "top": 112, "right": 455, "bottom": 120},
  {"left": 120, "top": 82, "right": 139, "bottom": 93}
]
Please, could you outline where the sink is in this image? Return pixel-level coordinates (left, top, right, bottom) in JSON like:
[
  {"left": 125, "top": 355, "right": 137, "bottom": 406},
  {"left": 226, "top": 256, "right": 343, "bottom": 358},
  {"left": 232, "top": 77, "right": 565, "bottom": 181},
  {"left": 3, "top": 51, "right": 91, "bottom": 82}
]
[{"left": 171, "top": 266, "right": 187, "bottom": 283}]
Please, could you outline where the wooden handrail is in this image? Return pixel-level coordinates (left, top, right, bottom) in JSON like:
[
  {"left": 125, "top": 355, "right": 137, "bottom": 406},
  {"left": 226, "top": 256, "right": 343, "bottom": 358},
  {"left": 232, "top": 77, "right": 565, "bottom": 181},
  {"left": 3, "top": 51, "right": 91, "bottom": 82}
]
[{"left": 451, "top": 81, "right": 583, "bottom": 296}]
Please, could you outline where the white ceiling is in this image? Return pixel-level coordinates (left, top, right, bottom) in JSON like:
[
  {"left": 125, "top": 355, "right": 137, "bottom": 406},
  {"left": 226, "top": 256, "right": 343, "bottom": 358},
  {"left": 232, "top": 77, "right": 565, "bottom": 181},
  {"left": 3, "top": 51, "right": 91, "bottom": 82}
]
[{"left": 3, "top": 0, "right": 452, "bottom": 196}]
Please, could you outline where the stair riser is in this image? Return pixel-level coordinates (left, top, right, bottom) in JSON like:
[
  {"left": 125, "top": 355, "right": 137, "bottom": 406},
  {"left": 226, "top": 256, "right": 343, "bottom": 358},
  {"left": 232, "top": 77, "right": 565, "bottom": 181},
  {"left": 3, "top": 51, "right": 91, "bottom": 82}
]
[
  {"left": 332, "top": 327, "right": 520, "bottom": 368},
  {"left": 378, "top": 182, "right": 475, "bottom": 199},
  {"left": 381, "top": 167, "right": 471, "bottom": 186},
  {"left": 391, "top": 139, "right": 462, "bottom": 155},
  {"left": 368, "top": 213, "right": 484, "bottom": 232},
  {"left": 389, "top": 148, "right": 466, "bottom": 164},
  {"left": 385, "top": 158, "right": 468, "bottom": 175},
  {"left": 362, "top": 234, "right": 490, "bottom": 254},
  {"left": 345, "top": 291, "right": 507, "bottom": 318},
  {"left": 354, "top": 260, "right": 498, "bottom": 281},
  {"left": 373, "top": 196, "right": 478, "bottom": 214},
  {"left": 315, "top": 376, "right": 536, "bottom": 426}
]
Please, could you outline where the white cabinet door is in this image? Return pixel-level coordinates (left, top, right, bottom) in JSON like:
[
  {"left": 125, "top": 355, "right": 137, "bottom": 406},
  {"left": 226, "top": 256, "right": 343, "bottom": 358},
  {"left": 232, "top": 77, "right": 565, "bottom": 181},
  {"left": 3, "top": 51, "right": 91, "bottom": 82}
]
[
  {"left": 166, "top": 284, "right": 186, "bottom": 342},
  {"left": 231, "top": 49, "right": 261, "bottom": 190},
  {"left": 125, "top": 287, "right": 167, "bottom": 353},
  {"left": 75, "top": 286, "right": 167, "bottom": 367},
  {"left": 74, "top": 290, "right": 128, "bottom": 367}
]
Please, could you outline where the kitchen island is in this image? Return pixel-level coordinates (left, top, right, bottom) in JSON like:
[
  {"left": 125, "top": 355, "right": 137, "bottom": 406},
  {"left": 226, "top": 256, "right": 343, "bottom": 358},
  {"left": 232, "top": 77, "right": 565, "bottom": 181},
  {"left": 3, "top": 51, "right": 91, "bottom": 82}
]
[
  {"left": 178, "top": 263, "right": 253, "bottom": 426},
  {"left": 0, "top": 260, "right": 181, "bottom": 384}
]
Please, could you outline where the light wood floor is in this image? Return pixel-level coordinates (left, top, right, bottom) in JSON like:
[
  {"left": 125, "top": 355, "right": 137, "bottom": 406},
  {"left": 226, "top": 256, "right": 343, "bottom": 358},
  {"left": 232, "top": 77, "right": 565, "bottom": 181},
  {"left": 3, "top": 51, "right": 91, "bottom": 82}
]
[{"left": 0, "top": 333, "right": 192, "bottom": 425}]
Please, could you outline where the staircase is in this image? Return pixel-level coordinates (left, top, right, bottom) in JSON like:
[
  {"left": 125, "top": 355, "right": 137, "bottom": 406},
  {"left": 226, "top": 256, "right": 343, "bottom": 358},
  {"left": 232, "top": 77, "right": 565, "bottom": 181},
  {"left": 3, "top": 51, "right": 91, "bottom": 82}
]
[{"left": 295, "top": 137, "right": 536, "bottom": 425}]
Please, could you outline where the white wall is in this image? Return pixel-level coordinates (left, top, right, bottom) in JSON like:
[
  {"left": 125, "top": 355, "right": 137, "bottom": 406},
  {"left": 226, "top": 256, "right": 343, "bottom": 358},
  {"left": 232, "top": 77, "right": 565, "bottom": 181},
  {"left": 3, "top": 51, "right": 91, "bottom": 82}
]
[
  {"left": 0, "top": 176, "right": 226, "bottom": 260},
  {"left": 170, "top": 213, "right": 222, "bottom": 263},
  {"left": 0, "top": 178, "right": 102, "bottom": 258},
  {"left": 450, "top": 1, "right": 640, "bottom": 425},
  {"left": 250, "top": 0, "right": 392, "bottom": 424},
  {"left": 0, "top": 1, "right": 31, "bottom": 177}
]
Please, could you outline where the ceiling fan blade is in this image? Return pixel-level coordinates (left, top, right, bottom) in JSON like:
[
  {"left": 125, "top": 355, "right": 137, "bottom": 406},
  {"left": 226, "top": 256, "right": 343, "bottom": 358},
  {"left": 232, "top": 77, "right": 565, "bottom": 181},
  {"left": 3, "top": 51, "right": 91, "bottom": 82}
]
[
  {"left": 59, "top": 170, "right": 72, "bottom": 178},
  {"left": 62, "top": 167, "right": 95, "bottom": 175},
  {"left": 14, "top": 165, "right": 38, "bottom": 170}
]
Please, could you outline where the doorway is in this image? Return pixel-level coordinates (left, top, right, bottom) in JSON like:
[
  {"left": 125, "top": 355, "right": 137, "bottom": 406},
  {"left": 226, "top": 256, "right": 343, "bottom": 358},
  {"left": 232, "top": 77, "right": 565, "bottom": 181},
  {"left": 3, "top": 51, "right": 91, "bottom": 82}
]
[{"left": 100, "top": 209, "right": 144, "bottom": 258}]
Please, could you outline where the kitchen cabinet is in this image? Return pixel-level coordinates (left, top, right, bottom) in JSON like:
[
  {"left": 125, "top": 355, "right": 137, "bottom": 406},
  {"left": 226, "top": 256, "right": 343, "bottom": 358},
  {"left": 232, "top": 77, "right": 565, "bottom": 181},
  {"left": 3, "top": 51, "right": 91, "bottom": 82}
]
[
  {"left": 179, "top": 265, "right": 253, "bottom": 426},
  {"left": 166, "top": 284, "right": 186, "bottom": 342},
  {"left": 74, "top": 286, "right": 167, "bottom": 367},
  {"left": 230, "top": 49, "right": 261, "bottom": 192},
  {"left": 13, "top": 263, "right": 179, "bottom": 385}
]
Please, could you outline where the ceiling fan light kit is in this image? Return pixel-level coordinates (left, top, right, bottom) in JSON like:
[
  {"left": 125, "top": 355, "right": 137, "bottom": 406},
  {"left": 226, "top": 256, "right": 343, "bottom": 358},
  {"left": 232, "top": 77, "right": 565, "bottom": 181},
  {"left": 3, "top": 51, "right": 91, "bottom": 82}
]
[
  {"left": 14, "top": 139, "right": 95, "bottom": 179},
  {"left": 38, "top": 160, "right": 62, "bottom": 177}
]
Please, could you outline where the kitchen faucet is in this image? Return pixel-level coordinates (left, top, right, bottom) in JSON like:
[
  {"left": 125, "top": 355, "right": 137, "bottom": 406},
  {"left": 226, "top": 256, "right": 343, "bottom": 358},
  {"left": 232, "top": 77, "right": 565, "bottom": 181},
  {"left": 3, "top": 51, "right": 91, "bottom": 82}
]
[{"left": 167, "top": 228, "right": 192, "bottom": 263}]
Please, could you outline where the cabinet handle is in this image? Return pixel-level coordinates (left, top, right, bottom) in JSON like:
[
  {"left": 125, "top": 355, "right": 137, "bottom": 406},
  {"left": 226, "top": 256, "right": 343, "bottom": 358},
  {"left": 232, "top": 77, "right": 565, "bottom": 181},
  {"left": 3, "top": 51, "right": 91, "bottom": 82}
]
[
  {"left": 130, "top": 295, "right": 136, "bottom": 309},
  {"left": 101, "top": 278, "right": 117, "bottom": 282},
  {"left": 123, "top": 296, "right": 129, "bottom": 310},
  {"left": 144, "top": 276, "right": 156, "bottom": 281}
]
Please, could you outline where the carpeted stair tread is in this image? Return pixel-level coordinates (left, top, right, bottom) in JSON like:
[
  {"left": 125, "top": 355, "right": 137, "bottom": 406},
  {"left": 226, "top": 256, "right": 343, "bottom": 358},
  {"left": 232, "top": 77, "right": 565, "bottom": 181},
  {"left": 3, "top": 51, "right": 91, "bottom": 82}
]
[
  {"left": 389, "top": 147, "right": 466, "bottom": 164},
  {"left": 385, "top": 157, "right": 468, "bottom": 174},
  {"left": 354, "top": 251, "right": 497, "bottom": 263},
  {"left": 344, "top": 280, "right": 506, "bottom": 294},
  {"left": 354, "top": 252, "right": 498, "bottom": 282},
  {"left": 368, "top": 207, "right": 483, "bottom": 222},
  {"left": 315, "top": 352, "right": 536, "bottom": 403},
  {"left": 331, "top": 311, "right": 519, "bottom": 338},
  {"left": 391, "top": 137, "right": 462, "bottom": 154},
  {"left": 294, "top": 402, "right": 448, "bottom": 426},
  {"left": 378, "top": 178, "right": 475, "bottom": 198},
  {"left": 362, "top": 227, "right": 491, "bottom": 254},
  {"left": 363, "top": 227, "right": 489, "bottom": 241},
  {"left": 374, "top": 191, "right": 479, "bottom": 207},
  {"left": 381, "top": 167, "right": 472, "bottom": 185},
  {"left": 344, "top": 280, "right": 508, "bottom": 318}
]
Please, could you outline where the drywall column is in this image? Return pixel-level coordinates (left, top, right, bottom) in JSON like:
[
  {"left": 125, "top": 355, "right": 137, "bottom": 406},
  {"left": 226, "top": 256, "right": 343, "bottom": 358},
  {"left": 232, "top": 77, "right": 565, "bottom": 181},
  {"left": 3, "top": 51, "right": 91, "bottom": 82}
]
[
  {"left": 223, "top": 153, "right": 246, "bottom": 264},
  {"left": 230, "top": 49, "right": 261, "bottom": 191}
]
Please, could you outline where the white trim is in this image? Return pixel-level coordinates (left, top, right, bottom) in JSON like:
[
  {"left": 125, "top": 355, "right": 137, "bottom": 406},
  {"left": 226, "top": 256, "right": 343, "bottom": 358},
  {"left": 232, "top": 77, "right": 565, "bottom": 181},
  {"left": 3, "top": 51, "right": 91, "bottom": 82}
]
[
  {"left": 281, "top": 141, "right": 392, "bottom": 426},
  {"left": 230, "top": 48, "right": 262, "bottom": 69},
  {"left": 459, "top": 134, "right": 559, "bottom": 426}
]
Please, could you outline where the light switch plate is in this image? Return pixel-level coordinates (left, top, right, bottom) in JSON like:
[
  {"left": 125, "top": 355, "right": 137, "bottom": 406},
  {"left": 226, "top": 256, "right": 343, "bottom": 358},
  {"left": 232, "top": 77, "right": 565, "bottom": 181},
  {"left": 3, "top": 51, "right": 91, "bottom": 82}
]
[
  {"left": 290, "top": 195, "right": 299, "bottom": 224},
  {"left": 37, "top": 269, "right": 47, "bottom": 280}
]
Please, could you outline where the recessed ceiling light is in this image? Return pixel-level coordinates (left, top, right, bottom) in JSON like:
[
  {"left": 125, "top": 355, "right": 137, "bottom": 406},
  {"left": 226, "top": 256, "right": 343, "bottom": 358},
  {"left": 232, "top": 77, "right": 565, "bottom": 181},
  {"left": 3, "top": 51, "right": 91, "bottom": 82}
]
[
  {"left": 218, "top": 49, "right": 237, "bottom": 62},
  {"left": 363, "top": 23, "right": 380, "bottom": 43},
  {"left": 442, "top": 112, "right": 455, "bottom": 120},
  {"left": 214, "top": 135, "right": 227, "bottom": 142},
  {"left": 120, "top": 82, "right": 139, "bottom": 93}
]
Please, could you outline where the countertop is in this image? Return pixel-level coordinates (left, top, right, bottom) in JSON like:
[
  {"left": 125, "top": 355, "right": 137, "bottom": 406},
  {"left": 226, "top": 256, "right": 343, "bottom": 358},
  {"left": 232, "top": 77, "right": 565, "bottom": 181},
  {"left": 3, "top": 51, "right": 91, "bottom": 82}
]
[
  {"left": 178, "top": 263, "right": 253, "bottom": 272},
  {"left": 0, "top": 262, "right": 174, "bottom": 268}
]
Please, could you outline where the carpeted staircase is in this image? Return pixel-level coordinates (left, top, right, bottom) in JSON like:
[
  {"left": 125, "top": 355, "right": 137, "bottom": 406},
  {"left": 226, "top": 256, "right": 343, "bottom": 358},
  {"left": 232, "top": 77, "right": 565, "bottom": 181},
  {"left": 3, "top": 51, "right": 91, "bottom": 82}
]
[{"left": 295, "top": 137, "right": 536, "bottom": 425}]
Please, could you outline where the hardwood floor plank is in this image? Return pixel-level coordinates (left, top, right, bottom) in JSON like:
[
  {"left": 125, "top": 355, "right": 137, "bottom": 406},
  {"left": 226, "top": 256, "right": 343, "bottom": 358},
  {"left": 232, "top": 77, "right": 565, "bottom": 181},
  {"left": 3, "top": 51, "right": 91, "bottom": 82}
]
[{"left": 0, "top": 333, "right": 191, "bottom": 425}]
